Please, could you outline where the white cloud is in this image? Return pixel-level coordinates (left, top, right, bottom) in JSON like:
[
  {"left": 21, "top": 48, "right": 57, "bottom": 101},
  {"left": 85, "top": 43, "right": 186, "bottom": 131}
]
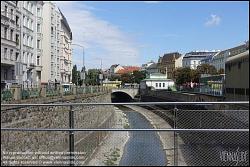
[
  {"left": 205, "top": 14, "right": 221, "bottom": 27},
  {"left": 143, "top": 1, "right": 160, "bottom": 4},
  {"left": 54, "top": 2, "right": 140, "bottom": 69}
]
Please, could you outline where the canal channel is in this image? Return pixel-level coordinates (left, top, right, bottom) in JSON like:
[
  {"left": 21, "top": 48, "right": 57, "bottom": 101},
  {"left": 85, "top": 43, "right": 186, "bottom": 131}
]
[{"left": 118, "top": 106, "right": 167, "bottom": 166}]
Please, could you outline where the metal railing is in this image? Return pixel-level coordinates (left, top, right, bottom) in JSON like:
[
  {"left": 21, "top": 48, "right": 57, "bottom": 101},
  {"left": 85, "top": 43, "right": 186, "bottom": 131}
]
[{"left": 1, "top": 101, "right": 249, "bottom": 166}]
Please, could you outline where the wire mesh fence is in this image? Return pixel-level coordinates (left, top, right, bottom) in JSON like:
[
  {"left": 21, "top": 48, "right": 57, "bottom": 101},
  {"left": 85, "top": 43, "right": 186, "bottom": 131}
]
[{"left": 1, "top": 102, "right": 249, "bottom": 166}]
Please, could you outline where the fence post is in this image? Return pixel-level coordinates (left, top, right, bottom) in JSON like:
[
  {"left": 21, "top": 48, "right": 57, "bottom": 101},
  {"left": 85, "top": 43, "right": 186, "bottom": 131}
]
[
  {"left": 173, "top": 105, "right": 178, "bottom": 166},
  {"left": 41, "top": 85, "right": 46, "bottom": 97},
  {"left": 73, "top": 86, "right": 77, "bottom": 95},
  {"left": 69, "top": 105, "right": 75, "bottom": 166},
  {"left": 11, "top": 85, "right": 21, "bottom": 100}
]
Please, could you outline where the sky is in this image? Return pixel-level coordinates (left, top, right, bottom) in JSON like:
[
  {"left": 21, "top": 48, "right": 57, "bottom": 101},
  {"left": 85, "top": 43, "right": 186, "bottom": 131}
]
[{"left": 54, "top": 1, "right": 249, "bottom": 70}]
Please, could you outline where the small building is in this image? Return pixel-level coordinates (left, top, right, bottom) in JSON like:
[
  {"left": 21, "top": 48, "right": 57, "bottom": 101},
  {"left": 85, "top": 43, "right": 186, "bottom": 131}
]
[{"left": 140, "top": 73, "right": 175, "bottom": 91}]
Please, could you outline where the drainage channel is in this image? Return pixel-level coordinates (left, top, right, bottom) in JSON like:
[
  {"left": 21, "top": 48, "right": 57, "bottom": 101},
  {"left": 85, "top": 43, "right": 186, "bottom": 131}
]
[{"left": 117, "top": 105, "right": 167, "bottom": 166}]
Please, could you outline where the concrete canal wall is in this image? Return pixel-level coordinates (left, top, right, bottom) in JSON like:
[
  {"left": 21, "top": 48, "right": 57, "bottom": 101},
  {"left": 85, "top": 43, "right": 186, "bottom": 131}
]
[{"left": 1, "top": 92, "right": 115, "bottom": 166}]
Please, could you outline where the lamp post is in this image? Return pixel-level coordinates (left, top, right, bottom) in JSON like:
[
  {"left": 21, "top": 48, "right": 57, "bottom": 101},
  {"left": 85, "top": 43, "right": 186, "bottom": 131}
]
[{"left": 72, "top": 43, "right": 85, "bottom": 86}]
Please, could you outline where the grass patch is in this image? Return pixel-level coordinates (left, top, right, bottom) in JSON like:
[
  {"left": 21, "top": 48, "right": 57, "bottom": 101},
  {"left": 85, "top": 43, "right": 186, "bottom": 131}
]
[{"left": 103, "top": 148, "right": 121, "bottom": 166}]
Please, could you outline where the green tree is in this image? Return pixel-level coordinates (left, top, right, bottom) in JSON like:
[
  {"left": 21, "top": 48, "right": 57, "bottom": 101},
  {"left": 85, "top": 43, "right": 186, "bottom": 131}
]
[
  {"left": 173, "top": 67, "right": 192, "bottom": 85},
  {"left": 72, "top": 65, "right": 78, "bottom": 85},
  {"left": 132, "top": 70, "right": 146, "bottom": 84},
  {"left": 85, "top": 69, "right": 101, "bottom": 85},
  {"left": 109, "top": 74, "right": 121, "bottom": 81},
  {"left": 120, "top": 73, "right": 132, "bottom": 84},
  {"left": 197, "top": 64, "right": 217, "bottom": 75}
]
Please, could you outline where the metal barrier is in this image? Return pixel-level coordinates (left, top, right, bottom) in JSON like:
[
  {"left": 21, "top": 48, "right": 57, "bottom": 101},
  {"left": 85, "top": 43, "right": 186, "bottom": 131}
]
[{"left": 1, "top": 102, "right": 249, "bottom": 166}]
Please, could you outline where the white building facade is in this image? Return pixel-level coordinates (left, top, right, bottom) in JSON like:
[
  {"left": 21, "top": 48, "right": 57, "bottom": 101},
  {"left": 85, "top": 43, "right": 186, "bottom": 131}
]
[
  {"left": 1, "top": 1, "right": 21, "bottom": 89},
  {"left": 182, "top": 51, "right": 217, "bottom": 69},
  {"left": 1, "top": 1, "right": 43, "bottom": 89},
  {"left": 140, "top": 73, "right": 175, "bottom": 90},
  {"left": 41, "top": 2, "right": 72, "bottom": 84}
]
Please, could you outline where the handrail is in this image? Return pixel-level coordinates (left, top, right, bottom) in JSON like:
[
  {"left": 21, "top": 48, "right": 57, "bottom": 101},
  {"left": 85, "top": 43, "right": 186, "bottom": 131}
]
[
  {"left": 1, "top": 101, "right": 249, "bottom": 106},
  {"left": 1, "top": 128, "right": 249, "bottom": 132}
]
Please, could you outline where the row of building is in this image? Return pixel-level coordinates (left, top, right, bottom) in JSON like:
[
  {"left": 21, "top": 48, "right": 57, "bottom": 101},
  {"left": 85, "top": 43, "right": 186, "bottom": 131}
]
[
  {"left": 1, "top": 1, "right": 72, "bottom": 89},
  {"left": 142, "top": 41, "right": 249, "bottom": 79}
]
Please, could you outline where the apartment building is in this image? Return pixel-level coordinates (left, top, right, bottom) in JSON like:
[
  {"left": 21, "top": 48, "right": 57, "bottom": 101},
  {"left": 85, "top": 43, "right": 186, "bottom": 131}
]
[
  {"left": 1, "top": 1, "right": 43, "bottom": 89},
  {"left": 41, "top": 1, "right": 72, "bottom": 84}
]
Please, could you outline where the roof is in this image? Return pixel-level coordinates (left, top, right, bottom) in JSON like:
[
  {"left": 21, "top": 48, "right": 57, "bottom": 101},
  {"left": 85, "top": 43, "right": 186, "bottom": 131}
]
[
  {"left": 184, "top": 51, "right": 218, "bottom": 58},
  {"left": 147, "top": 63, "right": 158, "bottom": 69},
  {"left": 226, "top": 50, "right": 249, "bottom": 63},
  {"left": 58, "top": 8, "right": 72, "bottom": 40},
  {"left": 161, "top": 52, "right": 182, "bottom": 62},
  {"left": 116, "top": 66, "right": 141, "bottom": 74},
  {"left": 143, "top": 78, "right": 174, "bottom": 81},
  {"left": 110, "top": 64, "right": 119, "bottom": 68}
]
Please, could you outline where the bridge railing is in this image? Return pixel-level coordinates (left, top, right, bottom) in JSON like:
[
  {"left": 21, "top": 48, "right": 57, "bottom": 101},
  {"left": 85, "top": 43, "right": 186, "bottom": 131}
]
[{"left": 1, "top": 102, "right": 249, "bottom": 166}]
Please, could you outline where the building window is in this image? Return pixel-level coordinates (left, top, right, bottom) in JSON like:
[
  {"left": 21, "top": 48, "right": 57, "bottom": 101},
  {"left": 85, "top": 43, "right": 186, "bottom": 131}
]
[
  {"left": 163, "top": 83, "right": 165, "bottom": 87},
  {"left": 16, "top": 16, "right": 19, "bottom": 26},
  {"left": 31, "top": 37, "right": 33, "bottom": 47},
  {"left": 4, "top": 48, "right": 8, "bottom": 59},
  {"left": 10, "top": 49, "right": 13, "bottom": 61},
  {"left": 4, "top": 69, "right": 7, "bottom": 80},
  {"left": 4, "top": 27, "right": 8, "bottom": 39},
  {"left": 23, "top": 34, "right": 26, "bottom": 45},
  {"left": 27, "top": 18, "right": 30, "bottom": 28},
  {"left": 37, "top": 56, "right": 40, "bottom": 65},
  {"left": 12, "top": 70, "right": 15, "bottom": 80},
  {"left": 37, "top": 8, "right": 41, "bottom": 17},
  {"left": 23, "top": 16, "right": 25, "bottom": 26},
  {"left": 159, "top": 83, "right": 161, "bottom": 87},
  {"left": 10, "top": 9, "right": 14, "bottom": 20},
  {"left": 31, "top": 54, "right": 33, "bottom": 64},
  {"left": 156, "top": 83, "right": 158, "bottom": 87},
  {"left": 16, "top": 52, "right": 19, "bottom": 61},
  {"left": 31, "top": 3, "right": 33, "bottom": 13},
  {"left": 31, "top": 20, "right": 33, "bottom": 30},
  {"left": 28, "top": 2, "right": 31, "bottom": 11},
  {"left": 10, "top": 29, "right": 14, "bottom": 41},
  {"left": 37, "top": 40, "right": 40, "bottom": 49},
  {"left": 16, "top": 34, "right": 19, "bottom": 46},
  {"left": 4, "top": 6, "right": 8, "bottom": 16},
  {"left": 37, "top": 24, "right": 41, "bottom": 32}
]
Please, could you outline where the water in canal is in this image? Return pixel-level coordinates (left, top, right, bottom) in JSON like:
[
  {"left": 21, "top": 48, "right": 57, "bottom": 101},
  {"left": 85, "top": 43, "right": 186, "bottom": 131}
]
[{"left": 119, "top": 107, "right": 167, "bottom": 166}]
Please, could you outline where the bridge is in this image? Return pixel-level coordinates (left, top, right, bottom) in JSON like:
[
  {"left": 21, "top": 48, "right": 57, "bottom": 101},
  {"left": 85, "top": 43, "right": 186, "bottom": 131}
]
[{"left": 111, "top": 88, "right": 139, "bottom": 102}]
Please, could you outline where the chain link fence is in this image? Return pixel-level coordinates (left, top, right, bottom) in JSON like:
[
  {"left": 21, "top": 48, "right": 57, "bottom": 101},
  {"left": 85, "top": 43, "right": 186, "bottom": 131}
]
[{"left": 1, "top": 102, "right": 249, "bottom": 166}]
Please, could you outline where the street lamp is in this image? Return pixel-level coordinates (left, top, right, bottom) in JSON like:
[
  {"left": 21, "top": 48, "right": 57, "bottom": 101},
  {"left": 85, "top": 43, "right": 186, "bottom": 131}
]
[{"left": 72, "top": 43, "right": 85, "bottom": 86}]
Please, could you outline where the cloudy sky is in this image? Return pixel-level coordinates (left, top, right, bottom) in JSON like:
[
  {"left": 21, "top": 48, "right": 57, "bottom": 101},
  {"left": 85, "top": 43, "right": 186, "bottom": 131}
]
[{"left": 54, "top": 1, "right": 249, "bottom": 70}]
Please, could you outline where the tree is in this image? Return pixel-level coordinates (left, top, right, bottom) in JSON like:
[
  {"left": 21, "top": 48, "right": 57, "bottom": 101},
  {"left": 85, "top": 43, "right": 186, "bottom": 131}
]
[
  {"left": 120, "top": 73, "right": 132, "bottom": 84},
  {"left": 173, "top": 67, "right": 192, "bottom": 85},
  {"left": 72, "top": 65, "right": 78, "bottom": 85},
  {"left": 196, "top": 64, "right": 217, "bottom": 75},
  {"left": 132, "top": 70, "right": 146, "bottom": 84},
  {"left": 109, "top": 74, "right": 121, "bottom": 81},
  {"left": 85, "top": 69, "right": 101, "bottom": 85}
]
